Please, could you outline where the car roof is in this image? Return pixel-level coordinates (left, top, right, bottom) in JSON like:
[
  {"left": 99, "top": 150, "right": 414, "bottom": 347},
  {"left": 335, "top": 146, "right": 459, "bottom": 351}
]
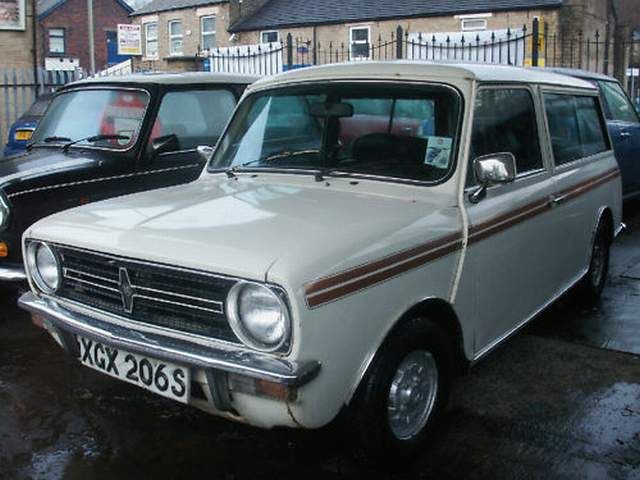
[
  {"left": 249, "top": 61, "right": 596, "bottom": 91},
  {"left": 65, "top": 71, "right": 259, "bottom": 88},
  {"left": 544, "top": 67, "right": 618, "bottom": 83}
]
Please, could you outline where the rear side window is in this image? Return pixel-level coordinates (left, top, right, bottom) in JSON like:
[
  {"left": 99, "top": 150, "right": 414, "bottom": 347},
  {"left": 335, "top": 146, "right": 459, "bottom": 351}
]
[
  {"left": 151, "top": 88, "right": 236, "bottom": 151},
  {"left": 598, "top": 81, "right": 639, "bottom": 123},
  {"left": 544, "top": 93, "right": 609, "bottom": 166},
  {"left": 468, "top": 88, "right": 542, "bottom": 185}
]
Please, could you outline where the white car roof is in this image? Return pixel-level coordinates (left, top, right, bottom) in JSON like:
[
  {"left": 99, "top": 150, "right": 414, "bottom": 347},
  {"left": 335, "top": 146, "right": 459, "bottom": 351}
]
[{"left": 250, "top": 61, "right": 596, "bottom": 91}]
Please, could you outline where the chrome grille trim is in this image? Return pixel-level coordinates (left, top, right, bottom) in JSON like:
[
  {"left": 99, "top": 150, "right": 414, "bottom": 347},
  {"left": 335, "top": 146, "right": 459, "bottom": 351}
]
[{"left": 53, "top": 244, "right": 240, "bottom": 344}]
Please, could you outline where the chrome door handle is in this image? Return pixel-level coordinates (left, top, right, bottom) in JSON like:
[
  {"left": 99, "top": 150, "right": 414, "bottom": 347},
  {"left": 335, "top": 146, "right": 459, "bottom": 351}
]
[
  {"left": 620, "top": 131, "right": 631, "bottom": 140},
  {"left": 551, "top": 194, "right": 568, "bottom": 205}
]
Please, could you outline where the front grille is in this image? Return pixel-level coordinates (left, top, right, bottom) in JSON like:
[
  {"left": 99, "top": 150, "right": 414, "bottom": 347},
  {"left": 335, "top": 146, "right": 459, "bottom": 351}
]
[{"left": 56, "top": 246, "right": 240, "bottom": 343}]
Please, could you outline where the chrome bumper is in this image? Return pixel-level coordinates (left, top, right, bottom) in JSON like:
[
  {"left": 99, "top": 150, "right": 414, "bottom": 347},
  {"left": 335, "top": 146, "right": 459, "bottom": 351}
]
[
  {"left": 0, "top": 265, "right": 26, "bottom": 281},
  {"left": 18, "top": 292, "right": 320, "bottom": 387}
]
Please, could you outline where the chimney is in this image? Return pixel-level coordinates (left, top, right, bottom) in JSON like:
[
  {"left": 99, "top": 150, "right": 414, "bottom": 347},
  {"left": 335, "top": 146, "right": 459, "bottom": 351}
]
[{"left": 229, "top": 0, "right": 270, "bottom": 27}]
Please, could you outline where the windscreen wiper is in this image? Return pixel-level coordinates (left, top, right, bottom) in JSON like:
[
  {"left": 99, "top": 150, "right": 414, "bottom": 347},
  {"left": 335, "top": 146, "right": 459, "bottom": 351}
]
[
  {"left": 225, "top": 149, "right": 320, "bottom": 178},
  {"left": 26, "top": 136, "right": 72, "bottom": 151},
  {"left": 61, "top": 134, "right": 130, "bottom": 153}
]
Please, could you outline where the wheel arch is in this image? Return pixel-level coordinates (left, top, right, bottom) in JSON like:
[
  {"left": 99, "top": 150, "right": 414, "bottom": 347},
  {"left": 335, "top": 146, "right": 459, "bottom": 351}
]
[{"left": 344, "top": 296, "right": 468, "bottom": 406}]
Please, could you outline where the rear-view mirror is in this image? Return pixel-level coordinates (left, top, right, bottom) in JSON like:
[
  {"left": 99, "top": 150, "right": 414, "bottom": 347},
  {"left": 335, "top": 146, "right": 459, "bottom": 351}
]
[{"left": 309, "top": 102, "right": 354, "bottom": 118}]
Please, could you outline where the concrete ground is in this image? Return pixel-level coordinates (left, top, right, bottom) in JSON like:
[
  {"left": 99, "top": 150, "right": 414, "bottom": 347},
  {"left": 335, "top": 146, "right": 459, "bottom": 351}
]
[{"left": 1, "top": 203, "right": 639, "bottom": 480}]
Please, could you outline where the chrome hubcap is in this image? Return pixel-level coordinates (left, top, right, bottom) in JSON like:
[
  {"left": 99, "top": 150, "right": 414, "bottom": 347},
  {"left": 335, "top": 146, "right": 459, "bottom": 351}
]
[
  {"left": 387, "top": 350, "right": 438, "bottom": 440},
  {"left": 591, "top": 239, "right": 606, "bottom": 288}
]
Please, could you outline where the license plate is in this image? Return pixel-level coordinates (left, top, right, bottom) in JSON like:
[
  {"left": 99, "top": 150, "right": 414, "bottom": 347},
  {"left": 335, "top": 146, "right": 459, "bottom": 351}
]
[
  {"left": 15, "top": 130, "right": 32, "bottom": 141},
  {"left": 77, "top": 336, "right": 190, "bottom": 403}
]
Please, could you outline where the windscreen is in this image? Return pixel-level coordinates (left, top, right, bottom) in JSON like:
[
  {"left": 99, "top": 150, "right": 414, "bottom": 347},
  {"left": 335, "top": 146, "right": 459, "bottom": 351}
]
[{"left": 209, "top": 83, "right": 461, "bottom": 183}]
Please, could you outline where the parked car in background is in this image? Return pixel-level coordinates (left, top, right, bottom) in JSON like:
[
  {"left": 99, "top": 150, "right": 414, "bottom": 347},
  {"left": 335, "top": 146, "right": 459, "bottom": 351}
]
[
  {"left": 0, "top": 72, "right": 256, "bottom": 282},
  {"left": 3, "top": 93, "right": 54, "bottom": 158},
  {"left": 549, "top": 68, "right": 640, "bottom": 198},
  {"left": 19, "top": 63, "right": 622, "bottom": 463}
]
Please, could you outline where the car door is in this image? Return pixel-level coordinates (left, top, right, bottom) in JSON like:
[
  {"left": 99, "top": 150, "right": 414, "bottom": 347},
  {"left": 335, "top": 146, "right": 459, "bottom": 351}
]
[
  {"left": 541, "top": 89, "right": 618, "bottom": 285},
  {"left": 457, "top": 85, "right": 558, "bottom": 356},
  {"left": 597, "top": 80, "right": 640, "bottom": 197},
  {"left": 140, "top": 87, "right": 239, "bottom": 191}
]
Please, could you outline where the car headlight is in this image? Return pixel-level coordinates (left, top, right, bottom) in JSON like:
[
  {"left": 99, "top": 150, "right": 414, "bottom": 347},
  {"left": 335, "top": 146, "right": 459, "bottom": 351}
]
[
  {"left": 0, "top": 193, "right": 8, "bottom": 230},
  {"left": 26, "top": 241, "right": 61, "bottom": 294},
  {"left": 227, "top": 282, "right": 290, "bottom": 352}
]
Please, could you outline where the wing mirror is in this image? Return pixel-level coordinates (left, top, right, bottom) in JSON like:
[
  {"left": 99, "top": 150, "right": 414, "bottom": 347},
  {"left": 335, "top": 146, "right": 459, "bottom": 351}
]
[
  {"left": 151, "top": 134, "right": 180, "bottom": 158},
  {"left": 196, "top": 145, "right": 215, "bottom": 164},
  {"left": 468, "top": 152, "right": 516, "bottom": 204}
]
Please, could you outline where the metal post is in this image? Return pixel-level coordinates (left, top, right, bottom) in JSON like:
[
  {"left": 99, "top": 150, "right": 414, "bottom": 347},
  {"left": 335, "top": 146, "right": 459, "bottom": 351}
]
[
  {"left": 87, "top": 0, "right": 96, "bottom": 74},
  {"left": 396, "top": 25, "right": 403, "bottom": 59},
  {"left": 532, "top": 18, "right": 539, "bottom": 67},
  {"left": 286, "top": 33, "right": 293, "bottom": 69}
]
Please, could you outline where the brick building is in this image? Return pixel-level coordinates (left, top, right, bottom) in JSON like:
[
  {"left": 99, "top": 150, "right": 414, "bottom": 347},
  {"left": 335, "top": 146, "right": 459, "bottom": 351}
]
[
  {"left": 131, "top": 0, "right": 231, "bottom": 72},
  {"left": 37, "top": 0, "right": 134, "bottom": 73}
]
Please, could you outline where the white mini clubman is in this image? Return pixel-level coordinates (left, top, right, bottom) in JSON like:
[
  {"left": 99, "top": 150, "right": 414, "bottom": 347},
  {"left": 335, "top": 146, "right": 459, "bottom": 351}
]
[{"left": 19, "top": 62, "right": 623, "bottom": 461}]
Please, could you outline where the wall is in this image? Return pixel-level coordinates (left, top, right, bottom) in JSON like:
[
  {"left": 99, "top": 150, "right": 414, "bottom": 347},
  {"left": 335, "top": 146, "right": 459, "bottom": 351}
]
[
  {"left": 132, "top": 2, "right": 231, "bottom": 72},
  {"left": 0, "top": 0, "right": 35, "bottom": 70},
  {"left": 38, "top": 0, "right": 132, "bottom": 73}
]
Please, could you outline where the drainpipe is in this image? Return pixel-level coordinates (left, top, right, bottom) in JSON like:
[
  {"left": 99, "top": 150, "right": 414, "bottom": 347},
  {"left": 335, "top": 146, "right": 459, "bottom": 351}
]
[
  {"left": 87, "top": 0, "right": 96, "bottom": 73},
  {"left": 31, "top": 0, "right": 38, "bottom": 97}
]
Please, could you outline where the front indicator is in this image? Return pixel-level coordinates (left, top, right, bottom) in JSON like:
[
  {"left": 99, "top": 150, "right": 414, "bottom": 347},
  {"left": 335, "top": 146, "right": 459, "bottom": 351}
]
[
  {"left": 228, "top": 373, "right": 296, "bottom": 401},
  {"left": 0, "top": 242, "right": 7, "bottom": 258}
]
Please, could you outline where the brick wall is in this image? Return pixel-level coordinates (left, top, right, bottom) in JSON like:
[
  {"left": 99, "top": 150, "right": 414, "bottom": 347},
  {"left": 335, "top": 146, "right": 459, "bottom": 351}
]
[
  {"left": 132, "top": 3, "right": 232, "bottom": 72},
  {"left": 38, "top": 0, "right": 132, "bottom": 72},
  {"left": 0, "top": 0, "right": 35, "bottom": 70}
]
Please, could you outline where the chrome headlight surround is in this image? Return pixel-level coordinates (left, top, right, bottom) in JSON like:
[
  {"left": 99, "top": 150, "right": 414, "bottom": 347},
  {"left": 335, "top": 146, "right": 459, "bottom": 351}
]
[
  {"left": 0, "top": 192, "right": 9, "bottom": 231},
  {"left": 25, "top": 241, "right": 61, "bottom": 294},
  {"left": 226, "top": 281, "right": 291, "bottom": 353}
]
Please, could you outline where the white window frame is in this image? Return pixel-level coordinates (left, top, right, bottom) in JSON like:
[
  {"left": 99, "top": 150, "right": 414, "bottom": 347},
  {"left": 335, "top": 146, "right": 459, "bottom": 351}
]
[
  {"left": 260, "top": 30, "right": 279, "bottom": 44},
  {"left": 201, "top": 15, "right": 216, "bottom": 51},
  {"left": 169, "top": 20, "right": 183, "bottom": 56},
  {"left": 349, "top": 25, "right": 371, "bottom": 60},
  {"left": 48, "top": 28, "right": 65, "bottom": 54},
  {"left": 144, "top": 22, "right": 158, "bottom": 59},
  {"left": 460, "top": 18, "right": 487, "bottom": 31}
]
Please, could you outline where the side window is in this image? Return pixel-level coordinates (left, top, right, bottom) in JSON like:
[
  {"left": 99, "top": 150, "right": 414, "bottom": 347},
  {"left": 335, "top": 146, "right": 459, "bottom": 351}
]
[
  {"left": 151, "top": 89, "right": 236, "bottom": 152},
  {"left": 544, "top": 93, "right": 609, "bottom": 166},
  {"left": 598, "top": 81, "right": 639, "bottom": 123},
  {"left": 468, "top": 88, "right": 543, "bottom": 186}
]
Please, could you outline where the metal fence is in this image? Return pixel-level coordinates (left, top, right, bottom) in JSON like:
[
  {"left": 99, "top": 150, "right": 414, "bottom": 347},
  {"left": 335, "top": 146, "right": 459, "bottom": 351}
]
[
  {"left": 0, "top": 68, "right": 83, "bottom": 154},
  {"left": 208, "top": 19, "right": 640, "bottom": 95}
]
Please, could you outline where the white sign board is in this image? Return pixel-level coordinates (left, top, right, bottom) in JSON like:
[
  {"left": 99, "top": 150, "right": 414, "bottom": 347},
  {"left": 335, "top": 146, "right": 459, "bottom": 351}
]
[
  {"left": 117, "top": 24, "right": 142, "bottom": 56},
  {"left": 627, "top": 68, "right": 639, "bottom": 77}
]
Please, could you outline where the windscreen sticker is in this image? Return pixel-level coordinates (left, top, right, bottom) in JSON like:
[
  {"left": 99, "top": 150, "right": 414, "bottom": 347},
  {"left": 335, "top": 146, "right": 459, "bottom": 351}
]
[{"left": 424, "top": 136, "right": 453, "bottom": 169}]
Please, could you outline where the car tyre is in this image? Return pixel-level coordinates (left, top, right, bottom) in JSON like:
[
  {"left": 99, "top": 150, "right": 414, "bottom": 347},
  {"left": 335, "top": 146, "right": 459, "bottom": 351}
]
[
  {"left": 578, "top": 218, "right": 611, "bottom": 301},
  {"left": 346, "top": 317, "right": 453, "bottom": 467}
]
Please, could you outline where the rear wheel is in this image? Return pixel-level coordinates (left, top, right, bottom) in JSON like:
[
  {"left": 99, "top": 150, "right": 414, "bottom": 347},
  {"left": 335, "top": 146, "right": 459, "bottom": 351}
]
[
  {"left": 578, "top": 218, "right": 611, "bottom": 301},
  {"left": 346, "top": 317, "right": 453, "bottom": 466}
]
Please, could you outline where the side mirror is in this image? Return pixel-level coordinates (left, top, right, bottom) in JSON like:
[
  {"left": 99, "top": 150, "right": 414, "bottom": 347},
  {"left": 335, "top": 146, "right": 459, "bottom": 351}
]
[
  {"left": 196, "top": 145, "right": 215, "bottom": 164},
  {"left": 469, "top": 152, "right": 516, "bottom": 204},
  {"left": 151, "top": 134, "right": 180, "bottom": 158}
]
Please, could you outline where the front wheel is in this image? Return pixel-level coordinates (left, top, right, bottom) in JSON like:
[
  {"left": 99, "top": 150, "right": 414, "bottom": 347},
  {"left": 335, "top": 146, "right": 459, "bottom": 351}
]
[
  {"left": 346, "top": 318, "right": 453, "bottom": 466},
  {"left": 578, "top": 219, "right": 611, "bottom": 301}
]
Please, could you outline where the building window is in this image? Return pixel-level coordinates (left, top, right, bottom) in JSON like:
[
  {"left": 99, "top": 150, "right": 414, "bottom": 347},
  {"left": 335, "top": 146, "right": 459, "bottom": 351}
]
[
  {"left": 144, "top": 22, "right": 158, "bottom": 59},
  {"left": 169, "top": 20, "right": 183, "bottom": 56},
  {"left": 260, "top": 30, "right": 279, "bottom": 44},
  {"left": 461, "top": 18, "right": 487, "bottom": 31},
  {"left": 350, "top": 26, "right": 371, "bottom": 60},
  {"left": 48, "top": 28, "right": 65, "bottom": 54},
  {"left": 200, "top": 15, "right": 216, "bottom": 51}
]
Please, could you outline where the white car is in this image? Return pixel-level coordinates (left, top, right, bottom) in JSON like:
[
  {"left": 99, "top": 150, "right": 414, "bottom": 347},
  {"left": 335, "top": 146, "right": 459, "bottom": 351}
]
[{"left": 19, "top": 62, "right": 623, "bottom": 462}]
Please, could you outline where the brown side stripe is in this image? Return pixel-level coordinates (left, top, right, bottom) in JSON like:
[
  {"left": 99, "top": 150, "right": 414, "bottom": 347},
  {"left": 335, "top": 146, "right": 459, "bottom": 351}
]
[
  {"left": 306, "top": 238, "right": 463, "bottom": 308},
  {"left": 304, "top": 167, "right": 620, "bottom": 308}
]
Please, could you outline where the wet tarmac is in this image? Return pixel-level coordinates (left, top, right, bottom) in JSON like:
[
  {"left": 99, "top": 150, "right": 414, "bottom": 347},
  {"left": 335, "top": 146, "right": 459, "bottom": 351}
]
[{"left": 1, "top": 204, "right": 640, "bottom": 479}]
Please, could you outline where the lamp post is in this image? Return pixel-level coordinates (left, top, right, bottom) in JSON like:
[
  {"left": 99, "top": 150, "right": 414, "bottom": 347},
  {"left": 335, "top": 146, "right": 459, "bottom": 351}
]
[{"left": 87, "top": 0, "right": 96, "bottom": 73}]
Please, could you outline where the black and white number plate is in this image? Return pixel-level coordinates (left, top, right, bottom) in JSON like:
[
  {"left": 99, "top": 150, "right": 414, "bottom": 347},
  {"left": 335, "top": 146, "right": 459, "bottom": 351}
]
[{"left": 77, "top": 336, "right": 191, "bottom": 403}]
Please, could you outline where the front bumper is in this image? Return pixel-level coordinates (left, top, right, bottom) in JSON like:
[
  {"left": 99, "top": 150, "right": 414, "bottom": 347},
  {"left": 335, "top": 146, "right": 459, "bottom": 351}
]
[
  {"left": 0, "top": 263, "right": 26, "bottom": 281},
  {"left": 19, "top": 292, "right": 320, "bottom": 387}
]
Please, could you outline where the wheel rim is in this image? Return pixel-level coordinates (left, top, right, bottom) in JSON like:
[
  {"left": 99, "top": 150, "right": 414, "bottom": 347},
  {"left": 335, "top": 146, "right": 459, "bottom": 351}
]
[
  {"left": 590, "top": 237, "right": 607, "bottom": 288},
  {"left": 387, "top": 350, "right": 438, "bottom": 441}
]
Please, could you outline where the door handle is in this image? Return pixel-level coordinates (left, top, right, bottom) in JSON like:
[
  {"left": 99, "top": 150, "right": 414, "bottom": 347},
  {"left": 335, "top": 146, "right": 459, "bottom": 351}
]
[
  {"left": 551, "top": 193, "right": 569, "bottom": 205},
  {"left": 620, "top": 131, "right": 631, "bottom": 140}
]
